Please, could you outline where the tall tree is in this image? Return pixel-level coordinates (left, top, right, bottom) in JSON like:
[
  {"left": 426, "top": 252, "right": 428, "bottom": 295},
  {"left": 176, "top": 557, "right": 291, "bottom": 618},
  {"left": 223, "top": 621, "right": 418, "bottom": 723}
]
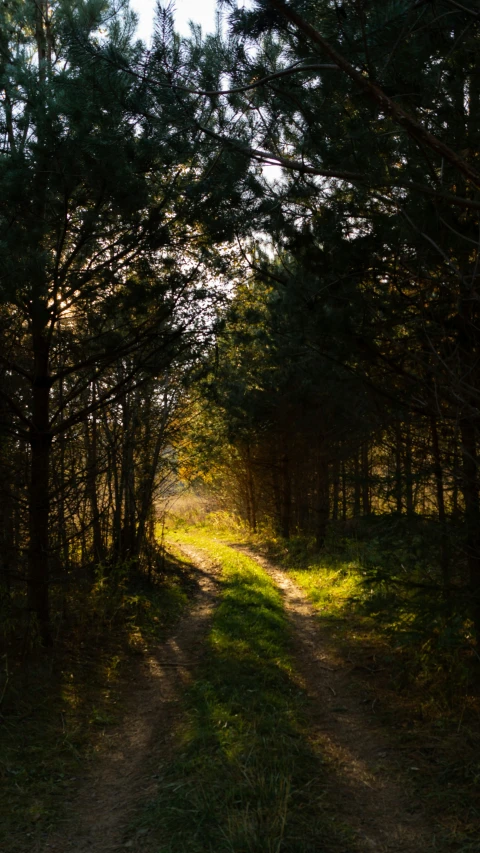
[
  {"left": 0, "top": 0, "right": 221, "bottom": 643},
  {"left": 208, "top": 0, "right": 480, "bottom": 630},
  {"left": 155, "top": 0, "right": 480, "bottom": 635}
]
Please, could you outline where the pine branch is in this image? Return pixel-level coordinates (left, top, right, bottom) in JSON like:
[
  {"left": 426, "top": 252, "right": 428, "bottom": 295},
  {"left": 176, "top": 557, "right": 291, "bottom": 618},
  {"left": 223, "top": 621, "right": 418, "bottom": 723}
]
[
  {"left": 443, "top": 0, "right": 480, "bottom": 17},
  {"left": 196, "top": 123, "right": 480, "bottom": 210},
  {"left": 268, "top": 0, "right": 480, "bottom": 190}
]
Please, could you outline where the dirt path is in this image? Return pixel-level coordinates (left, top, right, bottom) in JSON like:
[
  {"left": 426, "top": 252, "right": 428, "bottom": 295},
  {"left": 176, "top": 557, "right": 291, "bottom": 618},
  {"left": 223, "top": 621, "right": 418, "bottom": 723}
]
[
  {"left": 38, "top": 540, "right": 437, "bottom": 853},
  {"left": 40, "top": 546, "right": 219, "bottom": 853},
  {"left": 233, "top": 544, "right": 436, "bottom": 853}
]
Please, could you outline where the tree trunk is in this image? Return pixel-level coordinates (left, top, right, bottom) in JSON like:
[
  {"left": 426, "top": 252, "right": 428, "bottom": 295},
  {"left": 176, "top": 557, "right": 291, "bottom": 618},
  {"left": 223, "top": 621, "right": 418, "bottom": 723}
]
[
  {"left": 404, "top": 423, "right": 414, "bottom": 516},
  {"left": 361, "top": 442, "right": 370, "bottom": 515},
  {"left": 28, "top": 327, "right": 52, "bottom": 646},
  {"left": 85, "top": 386, "right": 104, "bottom": 564},
  {"left": 341, "top": 458, "right": 347, "bottom": 520},
  {"left": 136, "top": 430, "right": 164, "bottom": 555},
  {"left": 394, "top": 421, "right": 403, "bottom": 514},
  {"left": 281, "top": 452, "right": 291, "bottom": 539},
  {"left": 460, "top": 417, "right": 480, "bottom": 634},
  {"left": 0, "top": 486, "right": 13, "bottom": 594},
  {"left": 316, "top": 453, "right": 330, "bottom": 548},
  {"left": 332, "top": 454, "right": 340, "bottom": 521},
  {"left": 245, "top": 445, "right": 257, "bottom": 533},
  {"left": 53, "top": 362, "right": 69, "bottom": 571},
  {"left": 272, "top": 462, "right": 282, "bottom": 531},
  {"left": 111, "top": 438, "right": 123, "bottom": 562},
  {"left": 353, "top": 450, "right": 361, "bottom": 516},
  {"left": 122, "top": 428, "right": 135, "bottom": 561},
  {"left": 452, "top": 426, "right": 460, "bottom": 519},
  {"left": 431, "top": 415, "right": 450, "bottom": 594}
]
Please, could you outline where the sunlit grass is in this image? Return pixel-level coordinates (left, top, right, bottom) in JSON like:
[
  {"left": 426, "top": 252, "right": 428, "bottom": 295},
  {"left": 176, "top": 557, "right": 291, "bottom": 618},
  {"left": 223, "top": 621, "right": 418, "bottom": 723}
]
[
  {"left": 225, "top": 525, "right": 480, "bottom": 853},
  {"left": 137, "top": 529, "right": 354, "bottom": 852},
  {"left": 162, "top": 519, "right": 480, "bottom": 851},
  {"left": 289, "top": 563, "right": 360, "bottom": 621}
]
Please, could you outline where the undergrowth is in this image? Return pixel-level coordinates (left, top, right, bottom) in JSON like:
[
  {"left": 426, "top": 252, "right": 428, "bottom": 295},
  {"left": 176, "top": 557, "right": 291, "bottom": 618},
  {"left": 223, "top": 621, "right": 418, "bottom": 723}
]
[
  {"left": 138, "top": 529, "right": 355, "bottom": 853},
  {"left": 0, "top": 553, "right": 197, "bottom": 853}
]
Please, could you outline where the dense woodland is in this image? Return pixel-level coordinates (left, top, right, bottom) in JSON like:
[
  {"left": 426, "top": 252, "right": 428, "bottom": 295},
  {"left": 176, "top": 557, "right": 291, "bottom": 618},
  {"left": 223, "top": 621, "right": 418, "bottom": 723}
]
[{"left": 1, "top": 0, "right": 480, "bottom": 668}]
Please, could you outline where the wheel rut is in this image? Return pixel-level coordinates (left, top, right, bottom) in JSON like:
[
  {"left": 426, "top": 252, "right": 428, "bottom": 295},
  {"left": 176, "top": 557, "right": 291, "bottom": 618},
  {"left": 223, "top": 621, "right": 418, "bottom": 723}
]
[
  {"left": 38, "top": 539, "right": 437, "bottom": 853},
  {"left": 40, "top": 546, "right": 219, "bottom": 853},
  {"left": 232, "top": 543, "right": 436, "bottom": 853}
]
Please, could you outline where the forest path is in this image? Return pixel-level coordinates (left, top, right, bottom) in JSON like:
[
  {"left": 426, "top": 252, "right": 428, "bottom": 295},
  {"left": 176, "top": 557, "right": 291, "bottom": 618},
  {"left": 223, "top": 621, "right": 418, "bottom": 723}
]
[
  {"left": 40, "top": 545, "right": 219, "bottom": 853},
  {"left": 231, "top": 542, "right": 436, "bottom": 853},
  {"left": 39, "top": 537, "right": 437, "bottom": 853}
]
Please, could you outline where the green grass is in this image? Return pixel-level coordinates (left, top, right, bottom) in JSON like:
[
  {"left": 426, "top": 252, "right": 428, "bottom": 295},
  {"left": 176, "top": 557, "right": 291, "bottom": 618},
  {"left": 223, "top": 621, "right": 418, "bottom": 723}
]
[
  {"left": 137, "top": 529, "right": 354, "bottom": 853},
  {"left": 236, "top": 527, "right": 480, "bottom": 853},
  {"left": 0, "top": 553, "right": 197, "bottom": 853},
  {"left": 161, "top": 519, "right": 480, "bottom": 851}
]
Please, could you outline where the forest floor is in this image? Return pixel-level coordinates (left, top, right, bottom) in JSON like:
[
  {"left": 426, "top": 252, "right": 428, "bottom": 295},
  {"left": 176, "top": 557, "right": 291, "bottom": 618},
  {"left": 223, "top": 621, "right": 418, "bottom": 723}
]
[
  {"left": 1, "top": 550, "right": 203, "bottom": 853},
  {"left": 230, "top": 541, "right": 434, "bottom": 852},
  {"left": 38, "top": 544, "right": 220, "bottom": 853},
  {"left": 6, "top": 528, "right": 477, "bottom": 852}
]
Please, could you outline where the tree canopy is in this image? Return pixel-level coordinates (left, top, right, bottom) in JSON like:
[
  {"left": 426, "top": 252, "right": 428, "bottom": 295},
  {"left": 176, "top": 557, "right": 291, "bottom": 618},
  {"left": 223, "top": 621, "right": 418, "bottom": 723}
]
[{"left": 1, "top": 0, "right": 480, "bottom": 648}]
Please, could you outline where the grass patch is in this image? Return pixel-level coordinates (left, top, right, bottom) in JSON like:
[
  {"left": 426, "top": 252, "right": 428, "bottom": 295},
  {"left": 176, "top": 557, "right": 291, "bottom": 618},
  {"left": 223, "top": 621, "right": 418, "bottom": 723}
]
[
  {"left": 137, "top": 529, "right": 354, "bottom": 853},
  {"left": 236, "top": 525, "right": 480, "bottom": 852},
  {"left": 0, "top": 552, "right": 197, "bottom": 853}
]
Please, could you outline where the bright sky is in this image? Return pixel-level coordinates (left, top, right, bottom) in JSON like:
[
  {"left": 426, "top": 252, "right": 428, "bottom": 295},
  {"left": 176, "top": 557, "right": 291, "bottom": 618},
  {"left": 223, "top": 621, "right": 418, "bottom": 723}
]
[
  {"left": 130, "top": 0, "right": 219, "bottom": 42},
  {"left": 129, "top": 0, "right": 282, "bottom": 182}
]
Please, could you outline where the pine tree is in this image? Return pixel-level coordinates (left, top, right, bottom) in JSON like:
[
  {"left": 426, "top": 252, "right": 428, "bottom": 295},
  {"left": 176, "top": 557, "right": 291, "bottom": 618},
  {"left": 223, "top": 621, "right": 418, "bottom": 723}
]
[
  {"left": 206, "top": 0, "right": 480, "bottom": 632},
  {"left": 0, "top": 0, "right": 218, "bottom": 643}
]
